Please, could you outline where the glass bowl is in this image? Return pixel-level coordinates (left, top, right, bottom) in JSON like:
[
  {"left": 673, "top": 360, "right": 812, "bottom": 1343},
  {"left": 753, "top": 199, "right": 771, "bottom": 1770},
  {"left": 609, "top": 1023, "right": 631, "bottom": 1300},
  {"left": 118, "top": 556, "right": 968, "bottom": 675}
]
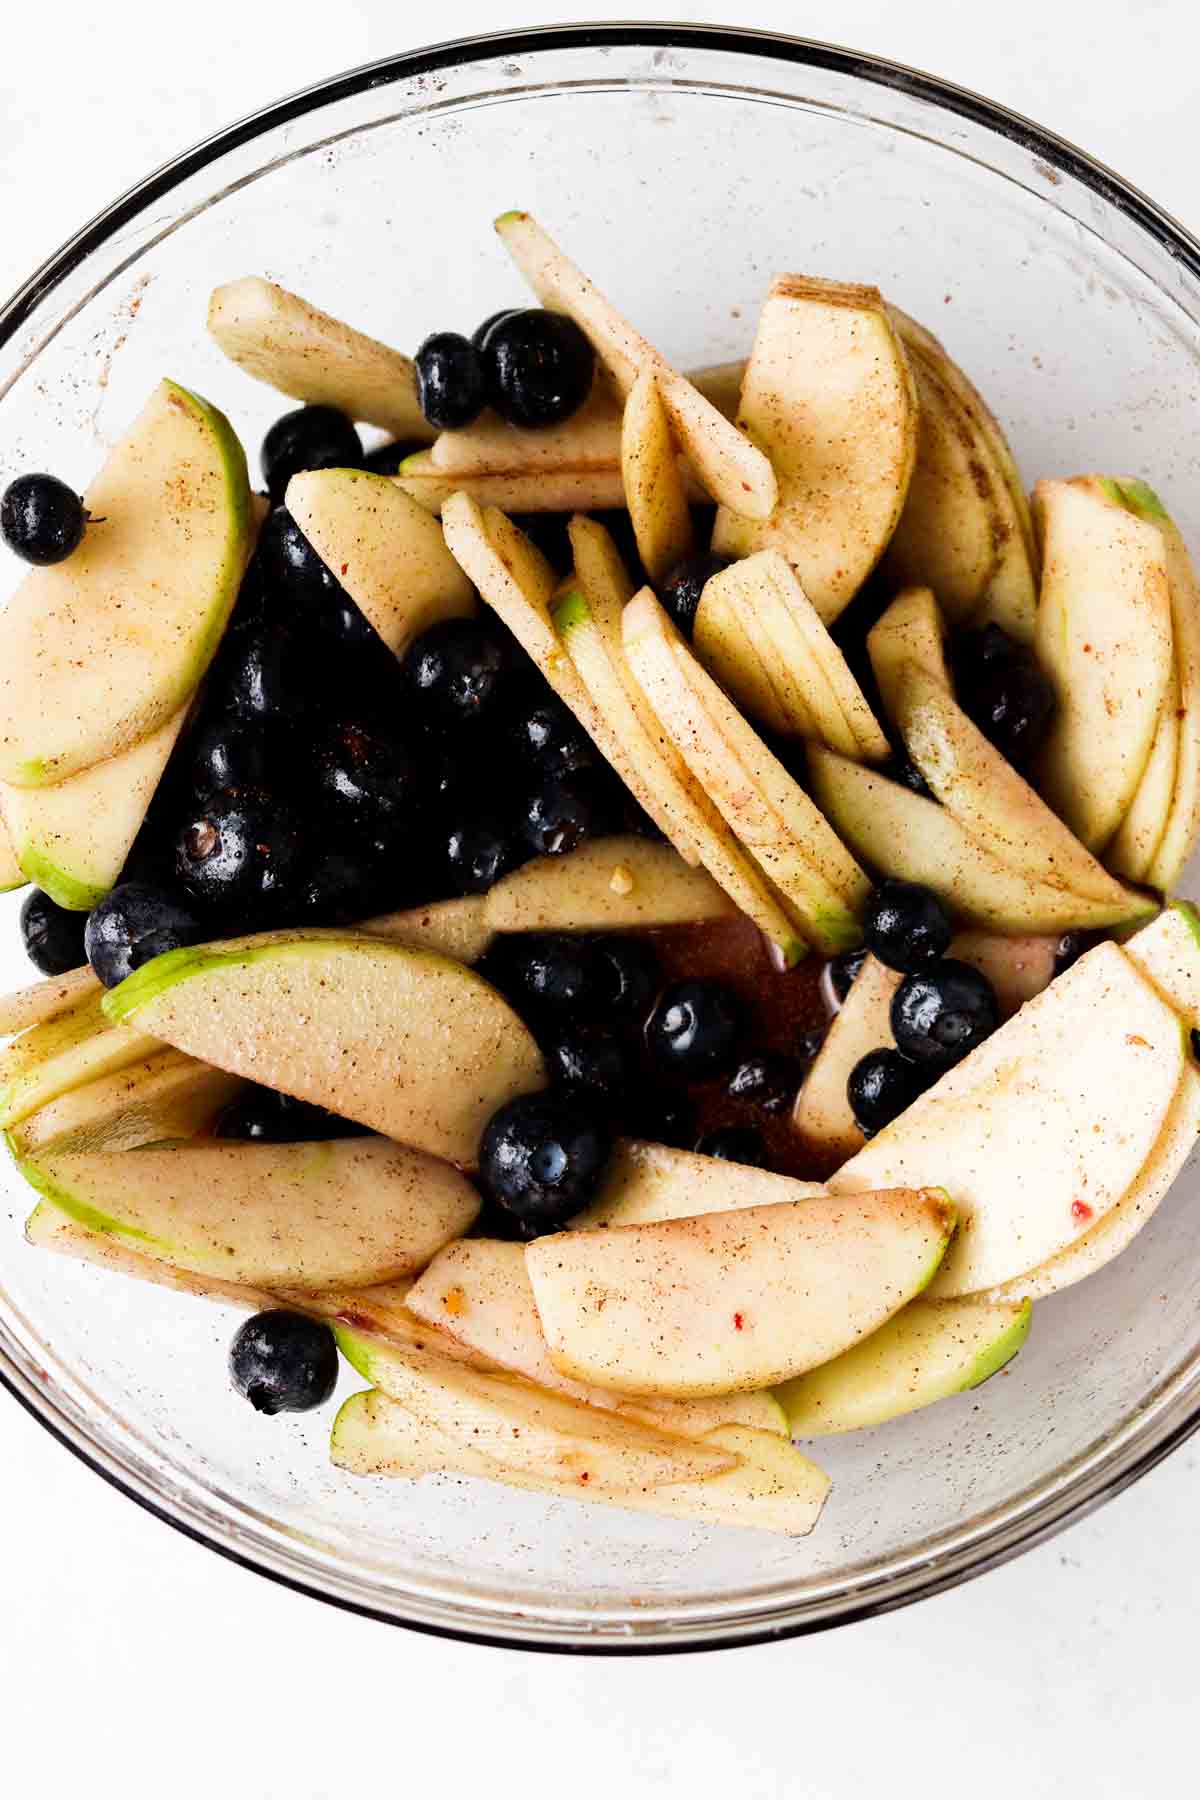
[{"left": 3, "top": 24, "right": 1200, "bottom": 1653}]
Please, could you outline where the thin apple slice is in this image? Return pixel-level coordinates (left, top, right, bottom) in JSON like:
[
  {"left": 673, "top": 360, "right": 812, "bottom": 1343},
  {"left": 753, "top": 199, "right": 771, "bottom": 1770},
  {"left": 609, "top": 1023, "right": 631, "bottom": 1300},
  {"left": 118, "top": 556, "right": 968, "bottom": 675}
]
[
  {"left": 831, "top": 942, "right": 1184, "bottom": 1296},
  {"left": 622, "top": 589, "right": 870, "bottom": 949},
  {"left": 406, "top": 1240, "right": 787, "bottom": 1438},
  {"left": 712, "top": 275, "right": 917, "bottom": 621},
  {"left": 10, "top": 1049, "right": 241, "bottom": 1156},
  {"left": 1106, "top": 668, "right": 1179, "bottom": 882},
  {"left": 334, "top": 1327, "right": 738, "bottom": 1487},
  {"left": 1123, "top": 901, "right": 1200, "bottom": 1027},
  {"left": 285, "top": 469, "right": 474, "bottom": 659},
  {"left": 102, "top": 931, "right": 545, "bottom": 1167},
  {"left": 527, "top": 1186, "right": 954, "bottom": 1397},
  {"left": 866, "top": 584, "right": 952, "bottom": 695},
  {"left": 291, "top": 1282, "right": 493, "bottom": 1368},
  {"left": 1035, "top": 477, "right": 1173, "bottom": 850},
  {"left": 395, "top": 458, "right": 629, "bottom": 517},
  {"left": 979, "top": 1063, "right": 1200, "bottom": 1303},
  {"left": 620, "top": 366, "right": 693, "bottom": 582},
  {"left": 571, "top": 1138, "right": 826, "bottom": 1230},
  {"left": 793, "top": 956, "right": 901, "bottom": 1164},
  {"left": 0, "top": 711, "right": 187, "bottom": 911},
  {"left": 778, "top": 1296, "right": 1032, "bottom": 1435},
  {"left": 0, "top": 991, "right": 162, "bottom": 1130},
  {"left": 0, "top": 381, "right": 252, "bottom": 787},
  {"left": 809, "top": 747, "right": 1157, "bottom": 932},
  {"left": 426, "top": 379, "right": 625, "bottom": 477},
  {"left": 21, "top": 1137, "right": 479, "bottom": 1291},
  {"left": 25, "top": 1200, "right": 277, "bottom": 1311},
  {"left": 207, "top": 277, "right": 432, "bottom": 441},
  {"left": 0, "top": 818, "right": 23, "bottom": 893},
  {"left": 0, "top": 966, "right": 100, "bottom": 1036},
  {"left": 692, "top": 571, "right": 818, "bottom": 738},
  {"left": 357, "top": 896, "right": 495, "bottom": 964},
  {"left": 494, "top": 210, "right": 775, "bottom": 518},
  {"left": 484, "top": 836, "right": 734, "bottom": 934}
]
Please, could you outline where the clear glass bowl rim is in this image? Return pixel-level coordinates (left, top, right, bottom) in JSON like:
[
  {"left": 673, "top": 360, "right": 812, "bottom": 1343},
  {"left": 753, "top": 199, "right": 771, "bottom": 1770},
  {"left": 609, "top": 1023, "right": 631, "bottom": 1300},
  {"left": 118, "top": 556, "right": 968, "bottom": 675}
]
[{"left": 4, "top": 21, "right": 1200, "bottom": 1654}]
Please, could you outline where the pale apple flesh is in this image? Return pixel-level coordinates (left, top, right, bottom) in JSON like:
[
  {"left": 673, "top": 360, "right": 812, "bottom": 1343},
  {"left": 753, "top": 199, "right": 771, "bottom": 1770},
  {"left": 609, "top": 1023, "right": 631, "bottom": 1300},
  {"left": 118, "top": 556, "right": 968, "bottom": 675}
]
[
  {"left": 1123, "top": 902, "right": 1200, "bottom": 1028},
  {"left": 0, "top": 989, "right": 163, "bottom": 1131},
  {"left": 355, "top": 896, "right": 495, "bottom": 965},
  {"left": 569, "top": 1138, "right": 826, "bottom": 1230},
  {"left": 0, "top": 966, "right": 101, "bottom": 1036},
  {"left": 620, "top": 366, "right": 694, "bottom": 582},
  {"left": 793, "top": 956, "right": 901, "bottom": 1163},
  {"left": 483, "top": 836, "right": 736, "bottom": 934},
  {"left": 10, "top": 1049, "right": 242, "bottom": 1157}
]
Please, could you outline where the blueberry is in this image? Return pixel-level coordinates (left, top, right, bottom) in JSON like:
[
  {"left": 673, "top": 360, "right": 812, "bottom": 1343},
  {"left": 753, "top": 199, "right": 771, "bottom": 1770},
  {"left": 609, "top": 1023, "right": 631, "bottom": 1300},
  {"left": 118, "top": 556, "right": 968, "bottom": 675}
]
[
  {"left": 796, "top": 1025, "right": 828, "bottom": 1064},
  {"left": 1054, "top": 932, "right": 1085, "bottom": 976},
  {"left": 174, "top": 789, "right": 303, "bottom": 927},
  {"left": 478, "top": 1090, "right": 613, "bottom": 1235},
  {"left": 257, "top": 507, "right": 375, "bottom": 648},
  {"left": 481, "top": 309, "right": 595, "bottom": 429},
  {"left": 414, "top": 332, "right": 487, "bottom": 431},
  {"left": 1192, "top": 1028, "right": 1200, "bottom": 1065},
  {"left": 828, "top": 947, "right": 869, "bottom": 1005},
  {"left": 84, "top": 883, "right": 206, "bottom": 989},
  {"left": 847, "top": 1048, "right": 929, "bottom": 1137},
  {"left": 296, "top": 845, "right": 385, "bottom": 926},
  {"left": 695, "top": 1126, "right": 766, "bottom": 1166},
  {"left": 442, "top": 815, "right": 525, "bottom": 896},
  {"left": 726, "top": 1052, "right": 801, "bottom": 1115},
  {"left": 891, "top": 960, "right": 999, "bottom": 1074},
  {"left": 472, "top": 308, "right": 523, "bottom": 351},
  {"left": 645, "top": 979, "right": 745, "bottom": 1080},
  {"left": 509, "top": 695, "right": 599, "bottom": 779},
  {"left": 882, "top": 754, "right": 934, "bottom": 799},
  {"left": 864, "top": 880, "right": 953, "bottom": 973},
  {"left": 543, "top": 1025, "right": 633, "bottom": 1116},
  {"left": 953, "top": 625, "right": 1055, "bottom": 769},
  {"left": 595, "top": 936, "right": 660, "bottom": 1024},
  {"left": 260, "top": 406, "right": 362, "bottom": 507},
  {"left": 363, "top": 439, "right": 427, "bottom": 476},
  {"left": 1, "top": 473, "right": 87, "bottom": 565},
  {"left": 188, "top": 715, "right": 283, "bottom": 799},
  {"left": 626, "top": 1086, "right": 695, "bottom": 1149},
  {"left": 403, "top": 618, "right": 520, "bottom": 734},
  {"left": 230, "top": 1309, "right": 339, "bottom": 1415},
  {"left": 317, "top": 719, "right": 423, "bottom": 839},
  {"left": 479, "top": 932, "right": 606, "bottom": 1020},
  {"left": 215, "top": 1086, "right": 371, "bottom": 1143},
  {"left": 659, "top": 552, "right": 733, "bottom": 638},
  {"left": 519, "top": 771, "right": 621, "bottom": 858},
  {"left": 211, "top": 620, "right": 316, "bottom": 723},
  {"left": 20, "top": 890, "right": 88, "bottom": 975}
]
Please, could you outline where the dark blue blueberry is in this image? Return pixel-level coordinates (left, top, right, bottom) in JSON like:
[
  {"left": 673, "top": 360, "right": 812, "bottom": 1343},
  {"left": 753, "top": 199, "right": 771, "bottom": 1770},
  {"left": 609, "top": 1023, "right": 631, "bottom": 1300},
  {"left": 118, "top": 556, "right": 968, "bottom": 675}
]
[
  {"left": 415, "top": 332, "right": 487, "bottom": 431},
  {"left": 84, "top": 883, "right": 206, "bottom": 989},
  {"left": 847, "top": 1048, "right": 930, "bottom": 1137},
  {"left": 645, "top": 980, "right": 745, "bottom": 1080},
  {"left": 626, "top": 1086, "right": 695, "bottom": 1149},
  {"left": 188, "top": 715, "right": 284, "bottom": 799},
  {"left": 726, "top": 1052, "right": 801, "bottom": 1115},
  {"left": 316, "top": 719, "right": 423, "bottom": 839},
  {"left": 472, "top": 308, "right": 523, "bottom": 351},
  {"left": 543, "top": 1025, "right": 633, "bottom": 1116},
  {"left": 481, "top": 309, "right": 595, "bottom": 429},
  {"left": 215, "top": 1086, "right": 372, "bottom": 1144},
  {"left": 953, "top": 625, "right": 1055, "bottom": 769},
  {"left": 256, "top": 507, "right": 376, "bottom": 649},
  {"left": 508, "top": 694, "right": 599, "bottom": 779},
  {"left": 442, "top": 815, "right": 525, "bottom": 896},
  {"left": 260, "top": 406, "right": 362, "bottom": 507},
  {"left": 828, "top": 947, "right": 869, "bottom": 1005},
  {"left": 695, "top": 1126, "right": 766, "bottom": 1166},
  {"left": 891, "top": 960, "right": 999, "bottom": 1074},
  {"left": 595, "top": 936, "right": 660, "bottom": 1024},
  {"left": 20, "top": 890, "right": 88, "bottom": 975},
  {"left": 520, "top": 771, "right": 622, "bottom": 858},
  {"left": 479, "top": 932, "right": 606, "bottom": 1020},
  {"left": 174, "top": 789, "right": 303, "bottom": 927},
  {"left": 882, "top": 754, "right": 934, "bottom": 799},
  {"left": 478, "top": 1090, "right": 613, "bottom": 1235},
  {"left": 403, "top": 617, "right": 522, "bottom": 735},
  {"left": 1, "top": 474, "right": 86, "bottom": 564},
  {"left": 659, "top": 552, "right": 732, "bottom": 638},
  {"left": 210, "top": 619, "right": 318, "bottom": 723},
  {"left": 229, "top": 1309, "right": 339, "bottom": 1415},
  {"left": 864, "top": 880, "right": 952, "bottom": 974}
]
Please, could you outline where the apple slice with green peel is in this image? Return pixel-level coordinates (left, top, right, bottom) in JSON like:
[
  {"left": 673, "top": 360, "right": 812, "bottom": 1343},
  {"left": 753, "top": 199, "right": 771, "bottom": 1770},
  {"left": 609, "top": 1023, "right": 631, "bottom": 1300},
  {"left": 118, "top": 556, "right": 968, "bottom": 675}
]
[
  {"left": 0, "top": 381, "right": 252, "bottom": 788},
  {"left": 620, "top": 367, "right": 693, "bottom": 582},
  {"left": 207, "top": 277, "right": 433, "bottom": 441},
  {"left": 102, "top": 931, "right": 545, "bottom": 1167},
  {"left": 292, "top": 1282, "right": 494, "bottom": 1368},
  {"left": 0, "top": 966, "right": 100, "bottom": 1036},
  {"left": 809, "top": 747, "right": 1157, "bottom": 933},
  {"left": 334, "top": 1327, "right": 738, "bottom": 1488},
  {"left": 484, "top": 836, "right": 735, "bottom": 935},
  {"left": 866, "top": 584, "right": 951, "bottom": 696},
  {"left": 0, "top": 991, "right": 162, "bottom": 1130},
  {"left": 778, "top": 1296, "right": 1032, "bottom": 1435},
  {"left": 693, "top": 571, "right": 817, "bottom": 738},
  {"left": 622, "top": 589, "right": 870, "bottom": 948},
  {"left": 495, "top": 211, "right": 775, "bottom": 519},
  {"left": 1106, "top": 670, "right": 1179, "bottom": 883},
  {"left": 356, "top": 895, "right": 495, "bottom": 965},
  {"left": 395, "top": 458, "right": 630, "bottom": 517},
  {"left": 1122, "top": 901, "right": 1200, "bottom": 1028},
  {"left": 527, "top": 1186, "right": 955, "bottom": 1397},
  {"left": 831, "top": 942, "right": 1184, "bottom": 1296},
  {"left": 712, "top": 275, "right": 918, "bottom": 621},
  {"left": 1034, "top": 477, "right": 1173, "bottom": 851},
  {"left": 406, "top": 1239, "right": 788, "bottom": 1439},
  {"left": 948, "top": 931, "right": 1059, "bottom": 1018},
  {"left": 25, "top": 1200, "right": 278, "bottom": 1312},
  {"left": 793, "top": 956, "right": 901, "bottom": 1164},
  {"left": 0, "top": 711, "right": 187, "bottom": 911},
  {"left": 979, "top": 1063, "right": 1200, "bottom": 1304},
  {"left": 0, "top": 817, "right": 24, "bottom": 893},
  {"left": 21, "top": 1137, "right": 480, "bottom": 1291},
  {"left": 285, "top": 469, "right": 474, "bottom": 659},
  {"left": 570, "top": 1138, "right": 826, "bottom": 1230},
  {"left": 10, "top": 1049, "right": 241, "bottom": 1156}
]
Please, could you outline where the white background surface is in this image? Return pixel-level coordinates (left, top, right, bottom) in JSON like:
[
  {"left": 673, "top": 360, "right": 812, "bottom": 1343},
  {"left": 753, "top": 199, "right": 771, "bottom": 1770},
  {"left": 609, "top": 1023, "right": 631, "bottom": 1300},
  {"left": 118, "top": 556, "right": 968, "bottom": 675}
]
[{"left": 2, "top": 3, "right": 1197, "bottom": 1794}]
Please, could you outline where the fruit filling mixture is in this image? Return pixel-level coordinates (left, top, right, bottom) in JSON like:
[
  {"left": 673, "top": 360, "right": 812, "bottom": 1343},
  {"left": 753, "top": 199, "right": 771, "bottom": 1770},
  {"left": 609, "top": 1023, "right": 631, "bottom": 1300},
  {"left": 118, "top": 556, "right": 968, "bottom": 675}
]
[{"left": 2, "top": 215, "right": 1200, "bottom": 1537}]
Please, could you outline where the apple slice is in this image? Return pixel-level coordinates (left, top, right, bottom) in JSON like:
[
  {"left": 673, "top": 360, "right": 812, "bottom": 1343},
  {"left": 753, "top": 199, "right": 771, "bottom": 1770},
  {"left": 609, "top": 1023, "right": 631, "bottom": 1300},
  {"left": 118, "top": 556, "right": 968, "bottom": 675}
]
[
  {"left": 0, "top": 711, "right": 186, "bottom": 911},
  {"left": 484, "top": 836, "right": 734, "bottom": 934},
  {"left": 207, "top": 277, "right": 432, "bottom": 441},
  {"left": 405, "top": 1238, "right": 787, "bottom": 1438},
  {"left": 0, "top": 818, "right": 23, "bottom": 893},
  {"left": 357, "top": 895, "right": 495, "bottom": 965},
  {"left": 778, "top": 1296, "right": 1032, "bottom": 1435},
  {"left": 0, "top": 965, "right": 100, "bottom": 1036},
  {"left": 866, "top": 584, "right": 951, "bottom": 696},
  {"left": 831, "top": 942, "right": 1184, "bottom": 1296},
  {"left": 285, "top": 469, "right": 474, "bottom": 659},
  {"left": 979, "top": 1063, "right": 1200, "bottom": 1304},
  {"left": 102, "top": 931, "right": 545, "bottom": 1166},
  {"left": 527, "top": 1186, "right": 955, "bottom": 1397},
  {"left": 0, "top": 381, "right": 252, "bottom": 787},
  {"left": 712, "top": 275, "right": 917, "bottom": 621},
  {"left": 1123, "top": 901, "right": 1200, "bottom": 1027},
  {"left": 620, "top": 367, "right": 693, "bottom": 582},
  {"left": 809, "top": 747, "right": 1157, "bottom": 932},
  {"left": 291, "top": 1282, "right": 493, "bottom": 1368},
  {"left": 692, "top": 571, "right": 817, "bottom": 739},
  {"left": 10, "top": 1049, "right": 241, "bottom": 1156},
  {"left": 395, "top": 458, "right": 629, "bottom": 517},
  {"left": 793, "top": 956, "right": 901, "bottom": 1164},
  {"left": 334, "top": 1327, "right": 738, "bottom": 1488},
  {"left": 622, "top": 589, "right": 872, "bottom": 949},
  {"left": 570, "top": 1138, "right": 826, "bottom": 1230},
  {"left": 1106, "top": 668, "right": 1179, "bottom": 882},
  {"left": 0, "top": 990, "right": 162, "bottom": 1130},
  {"left": 1034, "top": 477, "right": 1173, "bottom": 850},
  {"left": 21, "top": 1137, "right": 479, "bottom": 1291},
  {"left": 494, "top": 210, "right": 775, "bottom": 518},
  {"left": 25, "top": 1200, "right": 277, "bottom": 1311}
]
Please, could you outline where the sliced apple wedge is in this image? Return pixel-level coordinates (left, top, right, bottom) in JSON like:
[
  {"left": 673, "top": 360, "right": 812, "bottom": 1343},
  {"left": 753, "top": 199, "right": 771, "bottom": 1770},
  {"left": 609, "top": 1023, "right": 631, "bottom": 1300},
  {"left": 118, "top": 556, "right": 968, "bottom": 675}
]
[
  {"left": 793, "top": 956, "right": 901, "bottom": 1164},
  {"left": 0, "top": 990, "right": 162, "bottom": 1130},
  {"left": 527, "top": 1186, "right": 955, "bottom": 1397},
  {"left": 425, "top": 379, "right": 626, "bottom": 477},
  {"left": 712, "top": 275, "right": 917, "bottom": 621},
  {"left": 620, "top": 366, "right": 693, "bottom": 582},
  {"left": 0, "top": 381, "right": 252, "bottom": 788},
  {"left": 809, "top": 748, "right": 1156, "bottom": 932},
  {"left": 395, "top": 458, "right": 629, "bottom": 517},
  {"left": 778, "top": 1296, "right": 1032, "bottom": 1435},
  {"left": 866, "top": 584, "right": 951, "bottom": 695},
  {"left": 285, "top": 469, "right": 474, "bottom": 659},
  {"left": 21, "top": 1137, "right": 479, "bottom": 1291},
  {"left": 102, "top": 931, "right": 545, "bottom": 1166},
  {"left": 207, "top": 276, "right": 432, "bottom": 441},
  {"left": 1106, "top": 666, "right": 1179, "bottom": 883},
  {"left": 494, "top": 210, "right": 775, "bottom": 518},
  {"left": 692, "top": 571, "right": 817, "bottom": 738},
  {"left": 10, "top": 1049, "right": 241, "bottom": 1156},
  {"left": 831, "top": 942, "right": 1184, "bottom": 1296},
  {"left": 0, "top": 966, "right": 100, "bottom": 1036},
  {"left": 1, "top": 711, "right": 187, "bottom": 911},
  {"left": 1123, "top": 901, "right": 1200, "bottom": 1028},
  {"left": 357, "top": 896, "right": 494, "bottom": 965},
  {"left": 570, "top": 1138, "right": 826, "bottom": 1230},
  {"left": 25, "top": 1200, "right": 277, "bottom": 1312},
  {"left": 0, "top": 818, "right": 23, "bottom": 893},
  {"left": 1034, "top": 477, "right": 1173, "bottom": 850},
  {"left": 291, "top": 1282, "right": 493, "bottom": 1368},
  {"left": 484, "top": 836, "right": 734, "bottom": 934}
]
